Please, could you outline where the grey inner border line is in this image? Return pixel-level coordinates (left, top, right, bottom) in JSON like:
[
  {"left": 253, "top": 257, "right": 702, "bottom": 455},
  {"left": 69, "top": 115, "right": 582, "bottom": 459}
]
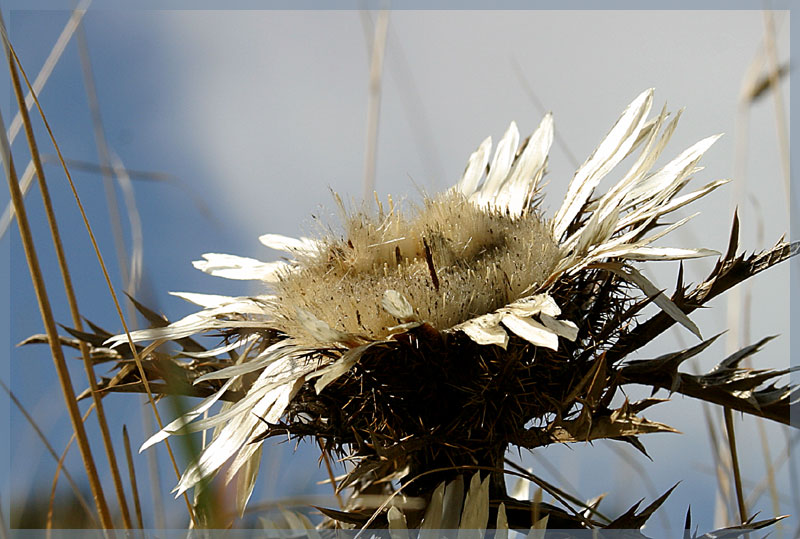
[{"left": 4, "top": 1, "right": 798, "bottom": 11}]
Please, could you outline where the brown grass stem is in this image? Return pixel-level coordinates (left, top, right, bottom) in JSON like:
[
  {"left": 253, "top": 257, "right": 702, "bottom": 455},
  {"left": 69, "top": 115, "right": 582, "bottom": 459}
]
[
  {"left": 123, "top": 426, "right": 146, "bottom": 530},
  {"left": 527, "top": 452, "right": 579, "bottom": 502},
  {"left": 1, "top": 31, "right": 198, "bottom": 527},
  {"left": 723, "top": 408, "right": 747, "bottom": 524},
  {"left": 739, "top": 196, "right": 782, "bottom": 533},
  {"left": 0, "top": 159, "right": 35, "bottom": 240},
  {"left": 0, "top": 76, "right": 113, "bottom": 534},
  {"left": 0, "top": 379, "right": 99, "bottom": 528},
  {"left": 703, "top": 404, "right": 733, "bottom": 526},
  {"left": 4, "top": 21, "right": 133, "bottom": 529}
]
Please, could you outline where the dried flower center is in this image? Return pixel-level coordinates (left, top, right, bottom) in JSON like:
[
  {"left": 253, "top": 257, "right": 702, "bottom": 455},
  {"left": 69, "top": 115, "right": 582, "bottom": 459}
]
[{"left": 271, "top": 191, "right": 560, "bottom": 341}]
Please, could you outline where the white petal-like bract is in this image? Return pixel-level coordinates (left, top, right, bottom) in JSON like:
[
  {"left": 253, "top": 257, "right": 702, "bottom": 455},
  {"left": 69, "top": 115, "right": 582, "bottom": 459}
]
[
  {"left": 193, "top": 253, "right": 288, "bottom": 282},
  {"left": 501, "top": 314, "right": 559, "bottom": 350},
  {"left": 553, "top": 88, "right": 654, "bottom": 240}
]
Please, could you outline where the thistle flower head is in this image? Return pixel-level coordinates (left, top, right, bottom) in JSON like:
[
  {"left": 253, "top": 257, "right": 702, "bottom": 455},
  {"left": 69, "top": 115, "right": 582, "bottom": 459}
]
[
  {"left": 93, "top": 88, "right": 797, "bottom": 528},
  {"left": 271, "top": 190, "right": 559, "bottom": 342}
]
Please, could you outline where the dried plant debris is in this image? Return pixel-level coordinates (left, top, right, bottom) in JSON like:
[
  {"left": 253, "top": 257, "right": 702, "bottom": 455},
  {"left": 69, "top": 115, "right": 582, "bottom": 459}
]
[{"left": 26, "top": 89, "right": 797, "bottom": 530}]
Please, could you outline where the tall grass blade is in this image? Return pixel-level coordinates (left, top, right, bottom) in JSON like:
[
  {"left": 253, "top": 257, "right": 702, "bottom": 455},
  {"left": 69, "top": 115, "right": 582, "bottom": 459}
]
[
  {"left": 0, "top": 25, "right": 197, "bottom": 527},
  {"left": 723, "top": 409, "right": 747, "bottom": 524},
  {"left": 0, "top": 159, "right": 33, "bottom": 240},
  {"left": 510, "top": 56, "right": 580, "bottom": 168},
  {"left": 0, "top": 58, "right": 113, "bottom": 532},
  {"left": 704, "top": 404, "right": 733, "bottom": 529},
  {"left": 318, "top": 440, "right": 344, "bottom": 510},
  {"left": 3, "top": 16, "right": 134, "bottom": 528},
  {"left": 123, "top": 426, "right": 145, "bottom": 530},
  {"left": 108, "top": 151, "right": 144, "bottom": 298}
]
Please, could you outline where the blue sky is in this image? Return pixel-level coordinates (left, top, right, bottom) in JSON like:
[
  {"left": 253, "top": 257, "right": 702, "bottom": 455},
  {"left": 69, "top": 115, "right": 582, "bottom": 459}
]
[{"left": 0, "top": 6, "right": 796, "bottom": 533}]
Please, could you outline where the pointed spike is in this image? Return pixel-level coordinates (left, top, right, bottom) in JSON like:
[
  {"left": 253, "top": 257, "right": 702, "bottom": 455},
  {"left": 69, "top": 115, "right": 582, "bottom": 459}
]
[
  {"left": 638, "top": 482, "right": 680, "bottom": 522},
  {"left": 683, "top": 507, "right": 692, "bottom": 539},
  {"left": 606, "top": 482, "right": 679, "bottom": 529},
  {"left": 61, "top": 325, "right": 113, "bottom": 348},
  {"left": 713, "top": 335, "right": 778, "bottom": 371},
  {"left": 725, "top": 209, "right": 740, "bottom": 261},
  {"left": 615, "top": 435, "right": 652, "bottom": 461},
  {"left": 126, "top": 292, "right": 169, "bottom": 328},
  {"left": 83, "top": 317, "right": 113, "bottom": 337},
  {"left": 605, "top": 499, "right": 644, "bottom": 529}
]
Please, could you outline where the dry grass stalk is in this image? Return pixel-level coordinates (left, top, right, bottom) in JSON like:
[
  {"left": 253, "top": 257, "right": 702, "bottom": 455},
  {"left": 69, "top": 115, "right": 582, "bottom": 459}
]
[
  {"left": 0, "top": 60, "right": 114, "bottom": 533},
  {"left": 122, "top": 426, "right": 145, "bottom": 530},
  {"left": 723, "top": 409, "right": 747, "bottom": 524},
  {"left": 1, "top": 28, "right": 198, "bottom": 527},
  {"left": 3, "top": 19, "right": 133, "bottom": 529}
]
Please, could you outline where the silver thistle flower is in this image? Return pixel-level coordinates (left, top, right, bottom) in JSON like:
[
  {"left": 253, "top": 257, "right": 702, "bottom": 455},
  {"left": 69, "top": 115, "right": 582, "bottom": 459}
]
[{"left": 93, "top": 89, "right": 796, "bottom": 528}]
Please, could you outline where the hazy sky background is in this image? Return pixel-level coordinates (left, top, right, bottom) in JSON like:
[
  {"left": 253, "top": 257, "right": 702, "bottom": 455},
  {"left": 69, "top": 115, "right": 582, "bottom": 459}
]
[{"left": 1, "top": 5, "right": 795, "bottom": 533}]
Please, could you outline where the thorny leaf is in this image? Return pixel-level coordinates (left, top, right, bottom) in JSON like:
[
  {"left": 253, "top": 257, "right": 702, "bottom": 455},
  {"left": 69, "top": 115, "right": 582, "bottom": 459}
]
[
  {"left": 621, "top": 337, "right": 797, "bottom": 425},
  {"left": 605, "top": 483, "right": 678, "bottom": 529},
  {"left": 609, "top": 224, "right": 799, "bottom": 364},
  {"left": 691, "top": 514, "right": 789, "bottom": 539},
  {"left": 550, "top": 408, "right": 679, "bottom": 443},
  {"left": 512, "top": 401, "right": 678, "bottom": 450}
]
